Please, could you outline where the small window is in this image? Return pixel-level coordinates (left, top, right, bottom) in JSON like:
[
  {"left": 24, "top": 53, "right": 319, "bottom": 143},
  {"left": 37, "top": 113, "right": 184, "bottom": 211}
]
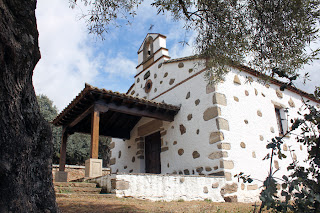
[{"left": 274, "top": 107, "right": 288, "bottom": 135}]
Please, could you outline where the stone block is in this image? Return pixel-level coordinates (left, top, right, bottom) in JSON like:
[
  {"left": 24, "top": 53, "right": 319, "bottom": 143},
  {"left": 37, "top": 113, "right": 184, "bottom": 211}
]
[
  {"left": 233, "top": 96, "right": 239, "bottom": 102},
  {"left": 217, "top": 143, "right": 231, "bottom": 150},
  {"left": 206, "top": 84, "right": 216, "bottom": 94},
  {"left": 216, "top": 118, "right": 229, "bottom": 131},
  {"left": 220, "top": 160, "right": 234, "bottom": 169},
  {"left": 213, "top": 93, "right": 227, "bottom": 106},
  {"left": 179, "top": 124, "right": 186, "bottom": 135},
  {"left": 212, "top": 183, "right": 219, "bottom": 188},
  {"left": 225, "top": 172, "right": 232, "bottom": 181},
  {"left": 192, "top": 151, "right": 200, "bottom": 159},
  {"left": 208, "top": 151, "right": 228, "bottom": 160},
  {"left": 169, "top": 78, "right": 175, "bottom": 85},
  {"left": 209, "top": 131, "right": 224, "bottom": 144},
  {"left": 109, "top": 142, "right": 115, "bottom": 149},
  {"left": 186, "top": 92, "right": 190, "bottom": 99},
  {"left": 195, "top": 99, "right": 200, "bottom": 105},
  {"left": 240, "top": 142, "right": 246, "bottom": 148},
  {"left": 203, "top": 186, "right": 208, "bottom": 193},
  {"left": 220, "top": 183, "right": 238, "bottom": 196},
  {"left": 224, "top": 195, "right": 238, "bottom": 202},
  {"left": 178, "top": 62, "right": 184, "bottom": 68},
  {"left": 203, "top": 106, "right": 221, "bottom": 121},
  {"left": 233, "top": 75, "right": 241, "bottom": 84},
  {"left": 276, "top": 89, "right": 283, "bottom": 99},
  {"left": 161, "top": 147, "right": 169, "bottom": 152},
  {"left": 85, "top": 158, "right": 102, "bottom": 178},
  {"left": 247, "top": 184, "right": 258, "bottom": 190},
  {"left": 288, "top": 98, "right": 295, "bottom": 107},
  {"left": 55, "top": 171, "right": 68, "bottom": 182},
  {"left": 116, "top": 180, "right": 130, "bottom": 190},
  {"left": 178, "top": 149, "right": 184, "bottom": 156},
  {"left": 110, "top": 158, "right": 116, "bottom": 165}
]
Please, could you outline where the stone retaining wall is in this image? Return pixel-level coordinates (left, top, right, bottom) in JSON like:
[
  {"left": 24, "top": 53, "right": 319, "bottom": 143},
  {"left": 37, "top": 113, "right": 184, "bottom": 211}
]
[
  {"left": 52, "top": 164, "right": 110, "bottom": 182},
  {"left": 91, "top": 173, "right": 227, "bottom": 202}
]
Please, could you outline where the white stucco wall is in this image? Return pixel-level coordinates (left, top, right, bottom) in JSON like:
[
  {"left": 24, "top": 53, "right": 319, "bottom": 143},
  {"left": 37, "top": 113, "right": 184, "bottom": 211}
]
[{"left": 110, "top": 34, "right": 319, "bottom": 202}]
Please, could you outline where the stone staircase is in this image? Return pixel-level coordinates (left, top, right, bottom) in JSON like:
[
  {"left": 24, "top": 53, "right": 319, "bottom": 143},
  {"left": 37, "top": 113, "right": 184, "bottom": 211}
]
[{"left": 54, "top": 182, "right": 113, "bottom": 198}]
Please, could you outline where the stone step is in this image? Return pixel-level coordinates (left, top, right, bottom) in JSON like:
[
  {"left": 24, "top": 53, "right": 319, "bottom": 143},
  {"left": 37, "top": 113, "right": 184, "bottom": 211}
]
[
  {"left": 56, "top": 193, "right": 116, "bottom": 198},
  {"left": 54, "top": 182, "right": 97, "bottom": 188},
  {"left": 54, "top": 186, "right": 102, "bottom": 194}
]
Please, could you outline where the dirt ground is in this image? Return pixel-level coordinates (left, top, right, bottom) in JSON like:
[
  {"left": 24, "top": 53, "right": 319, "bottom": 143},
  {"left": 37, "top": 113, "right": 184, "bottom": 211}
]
[{"left": 57, "top": 195, "right": 260, "bottom": 213}]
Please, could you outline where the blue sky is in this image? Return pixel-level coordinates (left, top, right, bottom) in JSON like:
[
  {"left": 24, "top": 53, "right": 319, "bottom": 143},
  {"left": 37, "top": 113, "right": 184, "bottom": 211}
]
[{"left": 34, "top": 0, "right": 319, "bottom": 111}]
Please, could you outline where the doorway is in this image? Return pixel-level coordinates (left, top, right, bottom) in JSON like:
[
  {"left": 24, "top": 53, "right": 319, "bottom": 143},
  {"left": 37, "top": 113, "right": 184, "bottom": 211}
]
[{"left": 145, "top": 131, "right": 161, "bottom": 174}]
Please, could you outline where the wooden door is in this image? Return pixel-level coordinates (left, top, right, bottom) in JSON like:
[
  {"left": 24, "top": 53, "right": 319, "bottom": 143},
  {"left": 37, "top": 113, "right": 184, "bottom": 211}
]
[{"left": 145, "top": 131, "right": 161, "bottom": 174}]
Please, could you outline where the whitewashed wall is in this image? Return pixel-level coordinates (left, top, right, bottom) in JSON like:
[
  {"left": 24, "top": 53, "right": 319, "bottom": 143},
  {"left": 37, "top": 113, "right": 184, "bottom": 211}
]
[{"left": 110, "top": 34, "right": 319, "bottom": 202}]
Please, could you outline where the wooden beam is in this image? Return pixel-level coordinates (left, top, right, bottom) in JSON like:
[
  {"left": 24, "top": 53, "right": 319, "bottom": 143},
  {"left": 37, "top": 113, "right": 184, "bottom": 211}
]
[
  {"left": 67, "top": 105, "right": 94, "bottom": 128},
  {"left": 59, "top": 128, "right": 68, "bottom": 171},
  {"left": 90, "top": 110, "right": 100, "bottom": 159},
  {"left": 95, "top": 100, "right": 175, "bottom": 122},
  {"left": 74, "top": 127, "right": 131, "bottom": 139}
]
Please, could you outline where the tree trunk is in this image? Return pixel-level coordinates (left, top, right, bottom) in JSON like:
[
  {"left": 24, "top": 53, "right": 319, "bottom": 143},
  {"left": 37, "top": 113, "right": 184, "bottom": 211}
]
[{"left": 0, "top": 0, "right": 59, "bottom": 212}]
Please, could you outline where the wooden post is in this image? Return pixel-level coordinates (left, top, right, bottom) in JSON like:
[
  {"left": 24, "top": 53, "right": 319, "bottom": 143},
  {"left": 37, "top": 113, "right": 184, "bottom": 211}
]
[
  {"left": 90, "top": 110, "right": 100, "bottom": 159},
  {"left": 59, "top": 128, "right": 68, "bottom": 171}
]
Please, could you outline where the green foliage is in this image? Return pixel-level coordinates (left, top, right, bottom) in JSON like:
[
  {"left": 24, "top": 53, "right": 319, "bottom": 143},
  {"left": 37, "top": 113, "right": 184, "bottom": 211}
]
[{"left": 37, "top": 94, "right": 110, "bottom": 166}]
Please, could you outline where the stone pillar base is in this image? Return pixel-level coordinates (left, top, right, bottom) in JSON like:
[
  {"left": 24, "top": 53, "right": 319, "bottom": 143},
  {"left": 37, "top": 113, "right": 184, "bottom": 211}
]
[
  {"left": 55, "top": 171, "right": 68, "bottom": 182},
  {"left": 85, "top": 158, "right": 102, "bottom": 178}
]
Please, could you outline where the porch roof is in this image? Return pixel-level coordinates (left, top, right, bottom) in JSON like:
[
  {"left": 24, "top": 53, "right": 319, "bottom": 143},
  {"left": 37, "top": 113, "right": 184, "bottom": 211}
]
[{"left": 52, "top": 83, "right": 180, "bottom": 139}]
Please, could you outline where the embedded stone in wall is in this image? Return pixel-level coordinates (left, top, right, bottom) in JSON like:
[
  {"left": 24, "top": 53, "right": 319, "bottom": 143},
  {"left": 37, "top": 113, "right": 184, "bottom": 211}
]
[
  {"left": 137, "top": 78, "right": 140, "bottom": 83},
  {"left": 169, "top": 78, "right": 175, "bottom": 85},
  {"left": 265, "top": 84, "right": 270, "bottom": 88},
  {"left": 187, "top": 114, "right": 193, "bottom": 121},
  {"left": 110, "top": 158, "right": 116, "bottom": 165},
  {"left": 252, "top": 151, "right": 256, "bottom": 158},
  {"left": 131, "top": 90, "right": 135, "bottom": 95},
  {"left": 124, "top": 166, "right": 127, "bottom": 169},
  {"left": 257, "top": 110, "right": 262, "bottom": 117},
  {"left": 196, "top": 129, "right": 200, "bottom": 134},
  {"left": 300, "top": 145, "right": 303, "bottom": 150},
  {"left": 220, "top": 183, "right": 238, "bottom": 196},
  {"left": 158, "top": 63, "right": 162, "bottom": 68},
  {"left": 137, "top": 142, "right": 144, "bottom": 149},
  {"left": 213, "top": 166, "right": 218, "bottom": 170},
  {"left": 276, "top": 89, "right": 283, "bottom": 99},
  {"left": 180, "top": 177, "right": 185, "bottom": 183},
  {"left": 247, "top": 76, "right": 253, "bottom": 82},
  {"left": 195, "top": 99, "right": 200, "bottom": 105},
  {"left": 293, "top": 153, "right": 297, "bottom": 161},
  {"left": 109, "top": 142, "right": 115, "bottom": 149},
  {"left": 136, "top": 150, "right": 144, "bottom": 156},
  {"left": 209, "top": 131, "right": 224, "bottom": 144},
  {"left": 186, "top": 92, "right": 190, "bottom": 99},
  {"left": 154, "top": 88, "right": 157, "bottom": 92},
  {"left": 184, "top": 169, "right": 190, "bottom": 175},
  {"left": 208, "top": 151, "right": 228, "bottom": 160},
  {"left": 164, "top": 72, "right": 168, "bottom": 78},
  {"left": 178, "top": 149, "right": 184, "bottom": 156},
  {"left": 216, "top": 118, "right": 230, "bottom": 131},
  {"left": 260, "top": 135, "right": 264, "bottom": 141},
  {"left": 206, "top": 84, "right": 216, "bottom": 94},
  {"left": 196, "top": 167, "right": 204, "bottom": 174},
  {"left": 144, "top": 71, "right": 150, "bottom": 80},
  {"left": 193, "top": 151, "right": 200, "bottom": 159},
  {"left": 220, "top": 160, "right": 234, "bottom": 169},
  {"left": 225, "top": 172, "right": 232, "bottom": 181},
  {"left": 167, "top": 163, "right": 169, "bottom": 168},
  {"left": 213, "top": 93, "right": 227, "bottom": 106},
  {"left": 205, "top": 167, "right": 212, "bottom": 172},
  {"left": 283, "top": 144, "right": 288, "bottom": 151},
  {"left": 118, "top": 151, "right": 121, "bottom": 158},
  {"left": 180, "top": 124, "right": 186, "bottom": 135},
  {"left": 270, "top": 127, "right": 275, "bottom": 133},
  {"left": 233, "top": 75, "right": 241, "bottom": 85},
  {"left": 217, "top": 143, "right": 231, "bottom": 150},
  {"left": 261, "top": 93, "right": 265, "bottom": 97},
  {"left": 173, "top": 141, "right": 177, "bottom": 145},
  {"left": 154, "top": 73, "right": 157, "bottom": 79},
  {"left": 233, "top": 96, "right": 239, "bottom": 102},
  {"left": 244, "top": 119, "right": 248, "bottom": 124},
  {"left": 116, "top": 180, "right": 130, "bottom": 190},
  {"left": 160, "top": 81, "right": 163, "bottom": 84},
  {"left": 129, "top": 169, "right": 133, "bottom": 173},
  {"left": 203, "top": 186, "right": 208, "bottom": 193},
  {"left": 274, "top": 160, "right": 279, "bottom": 169},
  {"left": 241, "top": 183, "right": 245, "bottom": 190},
  {"left": 247, "top": 184, "right": 258, "bottom": 190},
  {"left": 178, "top": 62, "right": 184, "bottom": 68},
  {"left": 245, "top": 90, "right": 249, "bottom": 96},
  {"left": 288, "top": 98, "right": 295, "bottom": 108},
  {"left": 224, "top": 196, "right": 238, "bottom": 203},
  {"left": 240, "top": 142, "right": 246, "bottom": 148},
  {"left": 189, "top": 68, "right": 193, "bottom": 73},
  {"left": 132, "top": 157, "right": 135, "bottom": 162},
  {"left": 161, "top": 147, "right": 169, "bottom": 152},
  {"left": 203, "top": 106, "right": 221, "bottom": 121},
  {"left": 212, "top": 183, "right": 219, "bottom": 188},
  {"left": 255, "top": 88, "right": 258, "bottom": 96},
  {"left": 160, "top": 130, "right": 167, "bottom": 136}
]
